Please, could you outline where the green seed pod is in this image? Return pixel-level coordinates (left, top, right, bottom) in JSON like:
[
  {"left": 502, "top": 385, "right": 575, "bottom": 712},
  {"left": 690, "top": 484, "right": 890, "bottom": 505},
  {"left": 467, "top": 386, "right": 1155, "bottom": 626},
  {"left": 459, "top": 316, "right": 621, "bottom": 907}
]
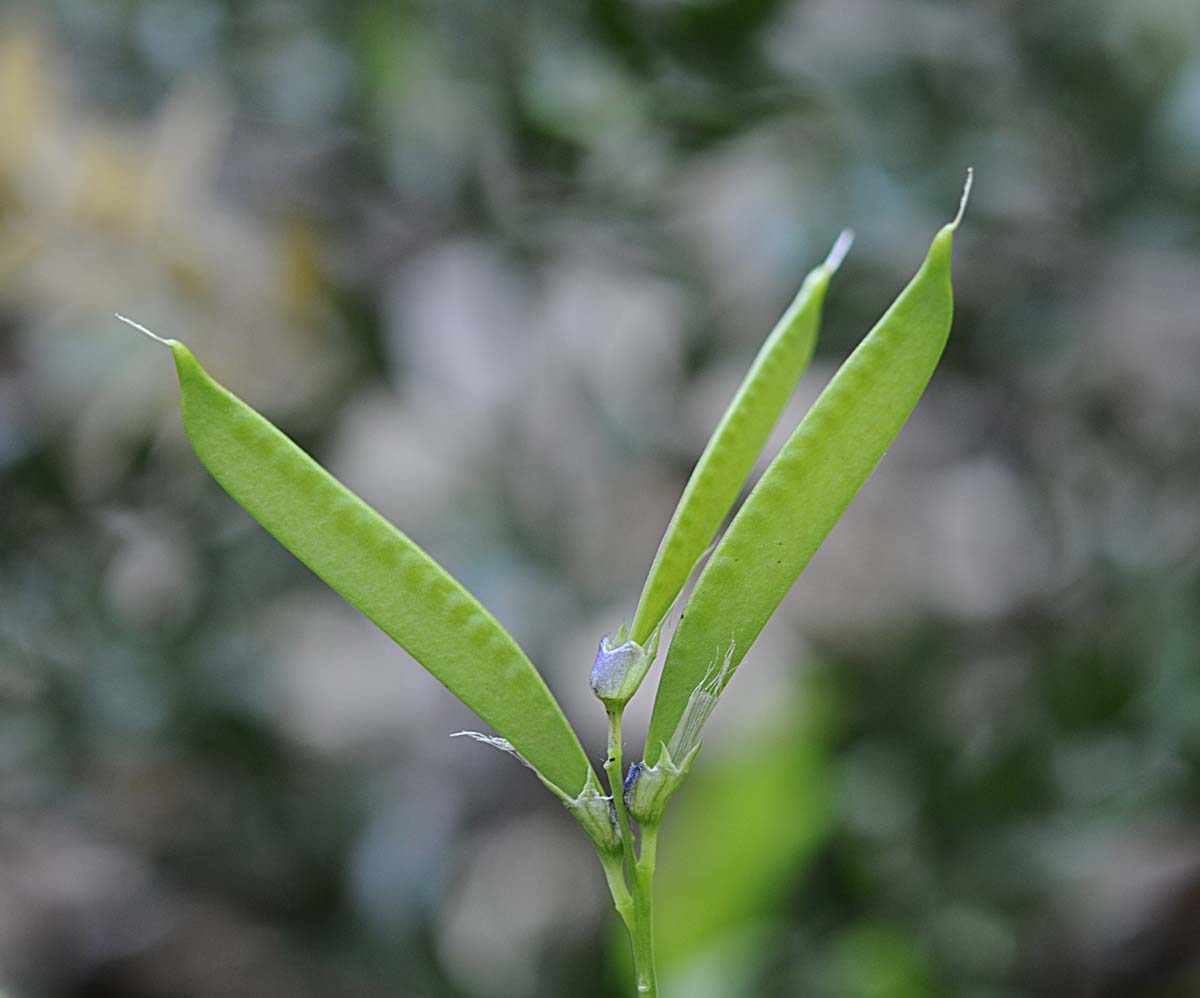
[
  {"left": 122, "top": 315, "right": 594, "bottom": 800},
  {"left": 644, "top": 173, "right": 972, "bottom": 765},
  {"left": 629, "top": 231, "right": 853, "bottom": 645}
]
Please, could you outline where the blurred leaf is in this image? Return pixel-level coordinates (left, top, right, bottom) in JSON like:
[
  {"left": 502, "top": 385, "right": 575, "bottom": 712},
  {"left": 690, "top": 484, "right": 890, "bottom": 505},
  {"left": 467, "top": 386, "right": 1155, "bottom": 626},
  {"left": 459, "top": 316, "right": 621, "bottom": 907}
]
[
  {"left": 652, "top": 674, "right": 834, "bottom": 971},
  {"left": 831, "top": 922, "right": 935, "bottom": 998}
]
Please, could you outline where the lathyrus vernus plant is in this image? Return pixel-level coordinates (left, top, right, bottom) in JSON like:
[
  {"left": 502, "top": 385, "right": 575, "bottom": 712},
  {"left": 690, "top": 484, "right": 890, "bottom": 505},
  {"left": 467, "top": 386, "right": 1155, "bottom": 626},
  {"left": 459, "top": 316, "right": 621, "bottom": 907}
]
[{"left": 120, "top": 171, "right": 972, "bottom": 997}]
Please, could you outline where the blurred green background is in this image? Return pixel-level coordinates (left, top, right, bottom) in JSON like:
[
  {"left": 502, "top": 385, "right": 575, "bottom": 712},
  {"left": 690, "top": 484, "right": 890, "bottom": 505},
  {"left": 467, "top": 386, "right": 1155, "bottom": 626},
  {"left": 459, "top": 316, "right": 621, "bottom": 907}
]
[{"left": 1, "top": 1, "right": 1199, "bottom": 996}]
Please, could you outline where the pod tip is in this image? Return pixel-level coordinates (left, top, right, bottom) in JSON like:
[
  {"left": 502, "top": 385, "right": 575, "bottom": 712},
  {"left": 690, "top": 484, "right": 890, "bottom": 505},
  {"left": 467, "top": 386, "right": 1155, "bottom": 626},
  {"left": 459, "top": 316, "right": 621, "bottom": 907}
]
[
  {"left": 952, "top": 167, "right": 974, "bottom": 229},
  {"left": 823, "top": 228, "right": 855, "bottom": 272},
  {"left": 115, "top": 313, "right": 175, "bottom": 348}
]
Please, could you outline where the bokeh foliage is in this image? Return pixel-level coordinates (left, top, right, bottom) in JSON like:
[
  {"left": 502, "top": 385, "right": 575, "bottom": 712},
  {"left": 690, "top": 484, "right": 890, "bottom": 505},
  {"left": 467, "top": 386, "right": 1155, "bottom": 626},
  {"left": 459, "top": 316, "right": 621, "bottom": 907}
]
[{"left": 1, "top": 1, "right": 1199, "bottom": 996}]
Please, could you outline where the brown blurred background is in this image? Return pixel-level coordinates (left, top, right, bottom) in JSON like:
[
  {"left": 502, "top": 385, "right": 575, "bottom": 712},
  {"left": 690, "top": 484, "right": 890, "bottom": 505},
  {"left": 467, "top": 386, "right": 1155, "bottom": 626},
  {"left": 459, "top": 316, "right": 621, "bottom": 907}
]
[{"left": 1, "top": 1, "right": 1199, "bottom": 996}]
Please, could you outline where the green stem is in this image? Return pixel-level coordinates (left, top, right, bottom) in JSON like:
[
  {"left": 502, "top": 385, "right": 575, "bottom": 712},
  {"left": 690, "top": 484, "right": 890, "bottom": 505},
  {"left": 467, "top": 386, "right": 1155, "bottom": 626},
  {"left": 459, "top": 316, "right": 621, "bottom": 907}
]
[
  {"left": 632, "top": 824, "right": 660, "bottom": 996},
  {"left": 605, "top": 709, "right": 639, "bottom": 887},
  {"left": 600, "top": 851, "right": 635, "bottom": 934},
  {"left": 604, "top": 707, "right": 660, "bottom": 997}
]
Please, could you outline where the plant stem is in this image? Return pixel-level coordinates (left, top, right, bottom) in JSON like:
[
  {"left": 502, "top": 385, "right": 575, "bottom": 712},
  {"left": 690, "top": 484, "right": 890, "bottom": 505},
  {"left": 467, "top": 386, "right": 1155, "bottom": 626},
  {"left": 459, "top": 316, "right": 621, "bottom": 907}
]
[
  {"left": 605, "top": 708, "right": 638, "bottom": 886},
  {"left": 604, "top": 707, "right": 660, "bottom": 997},
  {"left": 631, "top": 823, "right": 660, "bottom": 996},
  {"left": 600, "top": 851, "right": 636, "bottom": 934}
]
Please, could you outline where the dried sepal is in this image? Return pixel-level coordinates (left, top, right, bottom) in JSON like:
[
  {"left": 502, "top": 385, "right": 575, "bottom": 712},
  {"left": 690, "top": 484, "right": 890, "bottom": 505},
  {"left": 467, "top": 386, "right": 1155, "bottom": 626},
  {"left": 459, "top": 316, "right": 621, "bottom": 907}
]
[{"left": 452, "top": 731, "right": 621, "bottom": 856}]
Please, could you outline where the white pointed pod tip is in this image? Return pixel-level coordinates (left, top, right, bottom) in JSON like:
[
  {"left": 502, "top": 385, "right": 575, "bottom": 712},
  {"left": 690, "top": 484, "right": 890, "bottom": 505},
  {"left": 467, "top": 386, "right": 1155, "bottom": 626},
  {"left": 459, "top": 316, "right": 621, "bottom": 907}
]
[
  {"left": 823, "top": 228, "right": 855, "bottom": 273},
  {"left": 115, "top": 313, "right": 176, "bottom": 348},
  {"left": 952, "top": 168, "right": 974, "bottom": 230}
]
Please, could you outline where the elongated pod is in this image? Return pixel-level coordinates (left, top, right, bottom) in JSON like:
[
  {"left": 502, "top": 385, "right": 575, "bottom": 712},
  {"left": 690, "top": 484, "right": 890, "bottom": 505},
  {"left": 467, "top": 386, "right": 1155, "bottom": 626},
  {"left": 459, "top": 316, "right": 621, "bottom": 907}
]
[
  {"left": 629, "top": 232, "right": 852, "bottom": 646},
  {"left": 130, "top": 325, "right": 592, "bottom": 797},
  {"left": 645, "top": 178, "right": 970, "bottom": 763}
]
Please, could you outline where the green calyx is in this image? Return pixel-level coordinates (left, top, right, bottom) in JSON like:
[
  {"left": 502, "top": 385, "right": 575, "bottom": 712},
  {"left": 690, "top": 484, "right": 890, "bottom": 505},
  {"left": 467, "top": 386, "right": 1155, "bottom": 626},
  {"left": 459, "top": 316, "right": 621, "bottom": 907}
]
[
  {"left": 624, "top": 742, "right": 702, "bottom": 827},
  {"left": 622, "top": 643, "right": 733, "bottom": 825},
  {"left": 565, "top": 768, "right": 624, "bottom": 857},
  {"left": 590, "top": 626, "right": 660, "bottom": 709}
]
